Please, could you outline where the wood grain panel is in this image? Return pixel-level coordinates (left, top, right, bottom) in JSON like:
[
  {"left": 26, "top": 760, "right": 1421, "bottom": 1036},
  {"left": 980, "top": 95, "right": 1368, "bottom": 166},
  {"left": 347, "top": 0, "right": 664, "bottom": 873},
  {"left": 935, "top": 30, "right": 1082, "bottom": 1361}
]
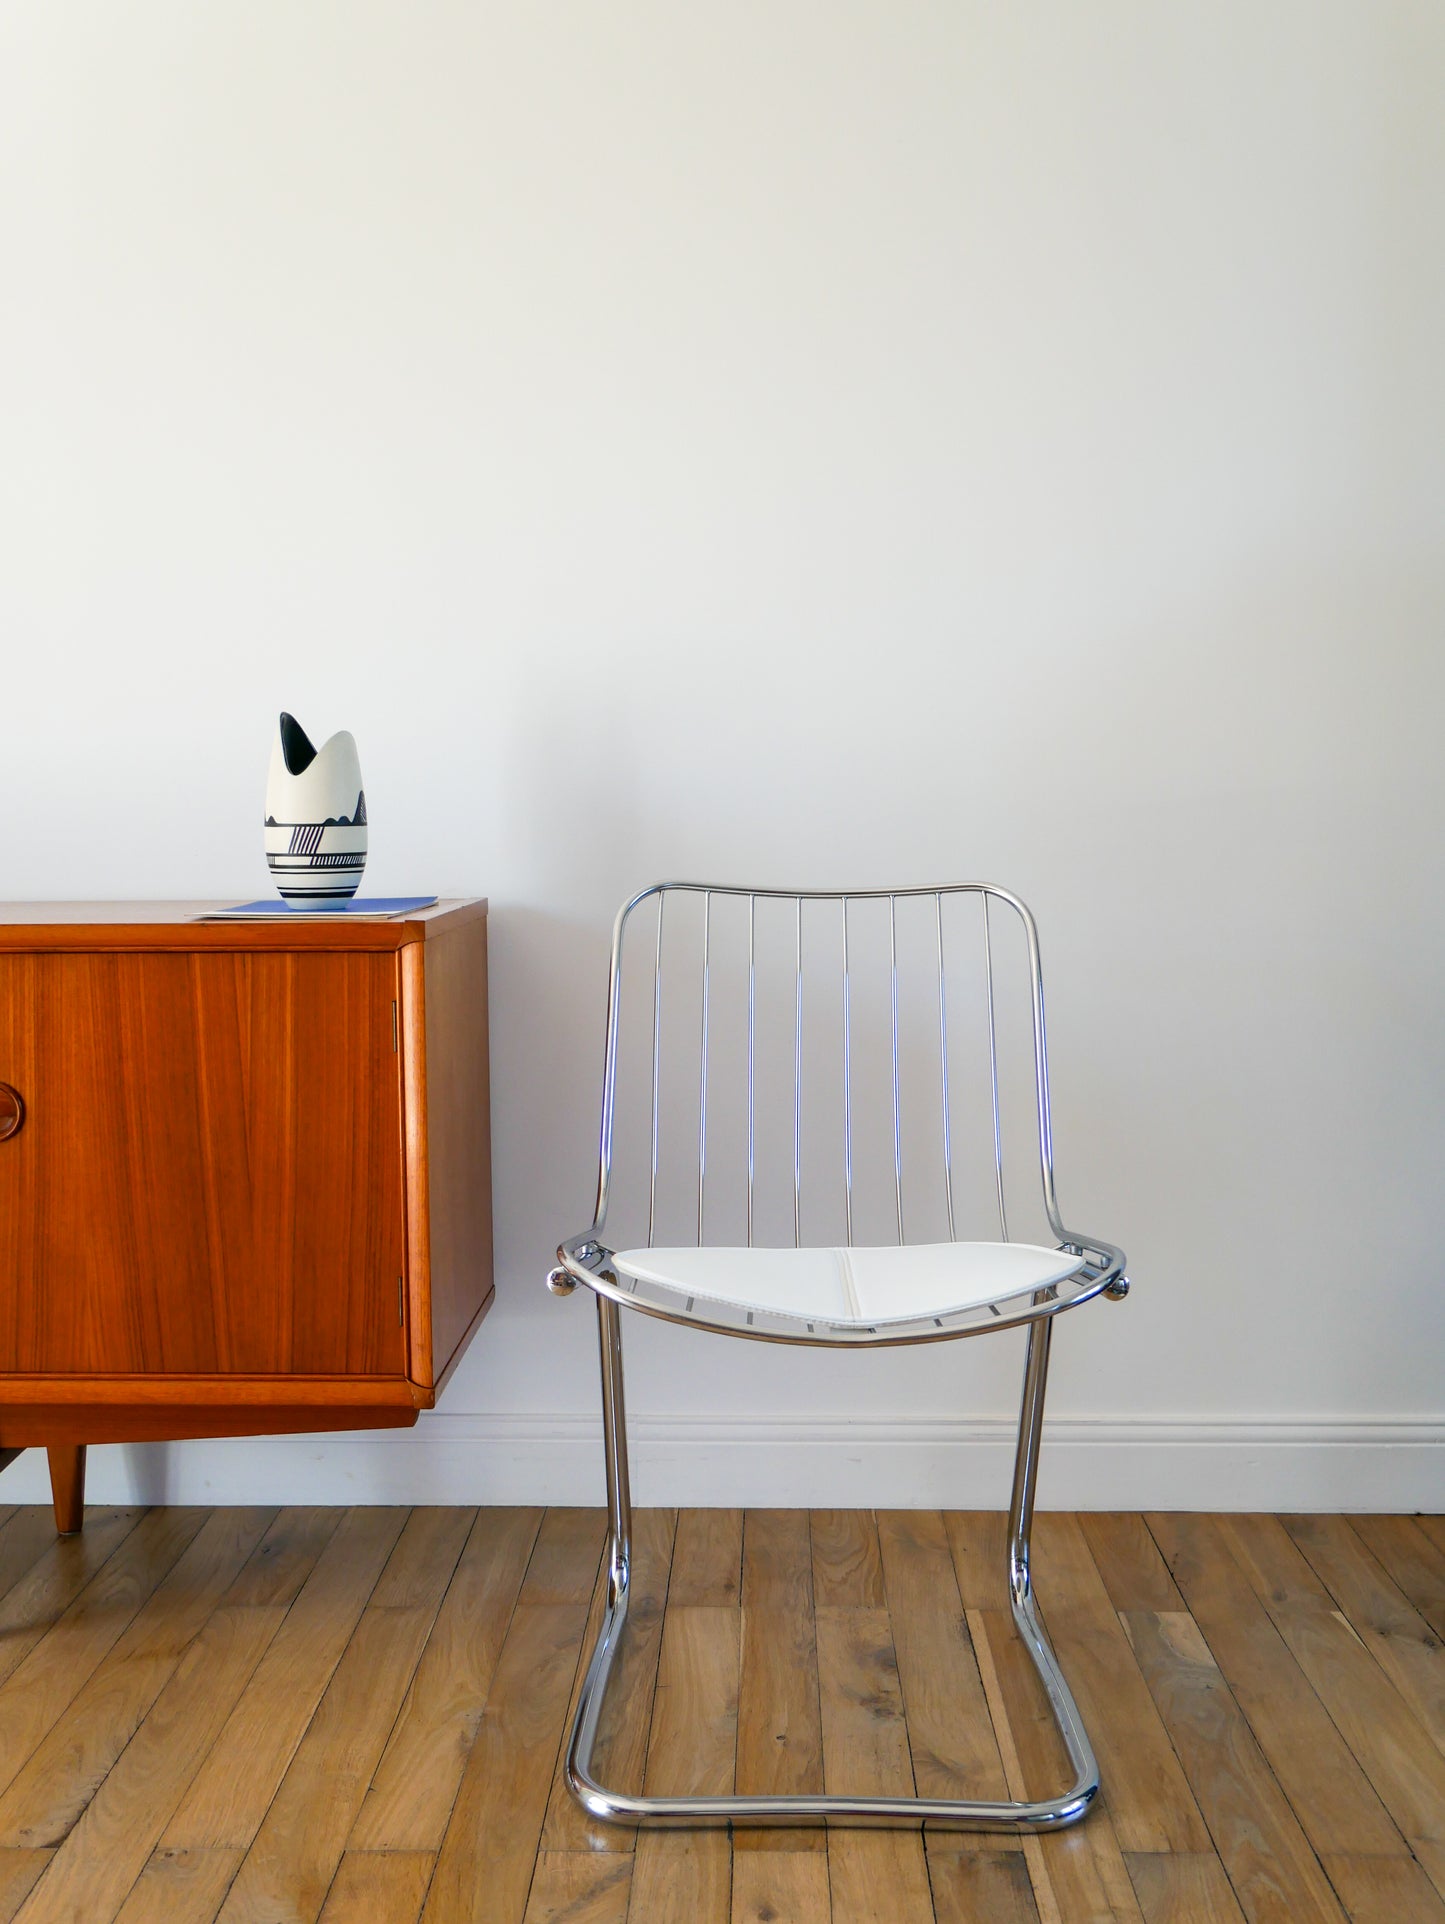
[
  {"left": 412, "top": 914, "right": 493, "bottom": 1389},
  {"left": 0, "top": 951, "right": 406, "bottom": 1378}
]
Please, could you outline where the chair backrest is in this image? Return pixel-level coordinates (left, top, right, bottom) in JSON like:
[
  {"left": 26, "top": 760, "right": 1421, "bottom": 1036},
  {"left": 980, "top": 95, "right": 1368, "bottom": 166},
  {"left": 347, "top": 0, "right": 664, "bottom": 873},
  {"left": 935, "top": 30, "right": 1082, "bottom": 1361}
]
[{"left": 591, "top": 883, "right": 1069, "bottom": 1254}]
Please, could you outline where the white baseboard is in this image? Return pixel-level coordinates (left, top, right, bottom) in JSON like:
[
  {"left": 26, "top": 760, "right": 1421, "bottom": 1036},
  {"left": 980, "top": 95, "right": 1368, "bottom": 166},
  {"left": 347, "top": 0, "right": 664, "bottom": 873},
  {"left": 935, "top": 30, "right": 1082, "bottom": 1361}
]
[{"left": 2, "top": 1413, "right": 1440, "bottom": 1512}]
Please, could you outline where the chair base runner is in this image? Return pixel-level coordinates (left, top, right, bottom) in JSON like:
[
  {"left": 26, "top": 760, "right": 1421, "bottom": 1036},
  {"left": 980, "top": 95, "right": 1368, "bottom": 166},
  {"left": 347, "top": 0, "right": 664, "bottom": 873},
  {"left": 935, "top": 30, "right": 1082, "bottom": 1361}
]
[{"left": 562, "top": 1293, "right": 1101, "bottom": 1833}]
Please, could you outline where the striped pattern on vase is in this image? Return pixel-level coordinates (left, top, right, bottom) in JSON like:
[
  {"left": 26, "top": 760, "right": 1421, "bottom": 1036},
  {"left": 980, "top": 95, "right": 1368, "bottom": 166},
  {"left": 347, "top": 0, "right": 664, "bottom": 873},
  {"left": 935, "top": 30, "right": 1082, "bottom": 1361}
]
[{"left": 264, "top": 712, "right": 368, "bottom": 904}]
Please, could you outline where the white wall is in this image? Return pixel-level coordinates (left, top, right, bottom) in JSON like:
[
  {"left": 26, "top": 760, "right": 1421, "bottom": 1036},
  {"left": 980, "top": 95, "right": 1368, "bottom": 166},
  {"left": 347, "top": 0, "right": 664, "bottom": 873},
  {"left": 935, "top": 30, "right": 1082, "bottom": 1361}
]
[{"left": 2, "top": 1, "right": 1442, "bottom": 1510}]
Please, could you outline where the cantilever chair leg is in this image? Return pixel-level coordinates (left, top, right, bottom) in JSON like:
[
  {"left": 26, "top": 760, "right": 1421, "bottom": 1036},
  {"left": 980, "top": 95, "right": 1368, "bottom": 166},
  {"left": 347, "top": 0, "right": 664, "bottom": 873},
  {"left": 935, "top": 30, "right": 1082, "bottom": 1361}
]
[{"left": 563, "top": 1293, "right": 1100, "bottom": 1832}]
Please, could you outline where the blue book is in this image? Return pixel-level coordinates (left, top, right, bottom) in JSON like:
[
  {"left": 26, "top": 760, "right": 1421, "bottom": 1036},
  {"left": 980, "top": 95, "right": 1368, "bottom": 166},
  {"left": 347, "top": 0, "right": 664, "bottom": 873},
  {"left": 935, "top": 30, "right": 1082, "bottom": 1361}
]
[{"left": 205, "top": 896, "right": 440, "bottom": 920}]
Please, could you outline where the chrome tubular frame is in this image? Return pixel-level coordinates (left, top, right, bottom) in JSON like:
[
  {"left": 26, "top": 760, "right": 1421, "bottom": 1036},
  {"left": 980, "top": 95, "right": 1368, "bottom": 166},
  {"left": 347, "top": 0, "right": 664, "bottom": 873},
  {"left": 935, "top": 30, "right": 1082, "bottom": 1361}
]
[{"left": 551, "top": 882, "right": 1128, "bottom": 1832}]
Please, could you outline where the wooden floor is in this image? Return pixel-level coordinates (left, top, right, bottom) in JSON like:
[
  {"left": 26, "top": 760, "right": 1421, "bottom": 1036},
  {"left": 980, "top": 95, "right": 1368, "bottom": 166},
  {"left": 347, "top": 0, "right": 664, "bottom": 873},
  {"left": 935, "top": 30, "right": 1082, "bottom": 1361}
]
[{"left": 0, "top": 1508, "right": 1439, "bottom": 1923}]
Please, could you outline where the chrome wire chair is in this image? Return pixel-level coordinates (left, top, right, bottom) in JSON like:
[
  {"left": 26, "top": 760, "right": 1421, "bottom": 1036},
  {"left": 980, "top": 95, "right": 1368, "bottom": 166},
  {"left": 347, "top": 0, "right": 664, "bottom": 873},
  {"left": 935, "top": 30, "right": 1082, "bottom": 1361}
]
[{"left": 548, "top": 882, "right": 1128, "bottom": 1832}]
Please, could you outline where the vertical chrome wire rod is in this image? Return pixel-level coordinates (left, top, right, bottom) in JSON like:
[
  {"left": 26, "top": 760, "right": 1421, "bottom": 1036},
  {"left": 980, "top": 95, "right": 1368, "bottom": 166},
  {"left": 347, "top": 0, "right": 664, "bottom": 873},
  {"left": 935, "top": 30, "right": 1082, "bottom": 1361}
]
[
  {"left": 936, "top": 892, "right": 956, "bottom": 1241},
  {"left": 842, "top": 897, "right": 854, "bottom": 1247},
  {"left": 983, "top": 892, "right": 1009, "bottom": 1241},
  {"left": 746, "top": 893, "right": 756, "bottom": 1247},
  {"left": 889, "top": 893, "right": 903, "bottom": 1244},
  {"left": 697, "top": 891, "right": 711, "bottom": 1245},
  {"left": 793, "top": 897, "right": 803, "bottom": 1247},
  {"left": 647, "top": 893, "right": 664, "bottom": 1248}
]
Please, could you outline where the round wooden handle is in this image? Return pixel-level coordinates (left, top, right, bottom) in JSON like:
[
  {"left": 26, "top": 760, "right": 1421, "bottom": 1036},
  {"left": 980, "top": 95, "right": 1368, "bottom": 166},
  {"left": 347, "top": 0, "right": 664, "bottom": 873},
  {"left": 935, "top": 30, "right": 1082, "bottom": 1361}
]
[{"left": 0, "top": 1084, "right": 24, "bottom": 1141}]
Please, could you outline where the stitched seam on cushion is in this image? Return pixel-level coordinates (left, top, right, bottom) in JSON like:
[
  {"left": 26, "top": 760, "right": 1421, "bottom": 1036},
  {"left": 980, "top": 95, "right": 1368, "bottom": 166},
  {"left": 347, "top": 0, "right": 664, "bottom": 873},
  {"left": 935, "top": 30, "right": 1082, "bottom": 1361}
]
[{"left": 834, "top": 1248, "right": 864, "bottom": 1321}]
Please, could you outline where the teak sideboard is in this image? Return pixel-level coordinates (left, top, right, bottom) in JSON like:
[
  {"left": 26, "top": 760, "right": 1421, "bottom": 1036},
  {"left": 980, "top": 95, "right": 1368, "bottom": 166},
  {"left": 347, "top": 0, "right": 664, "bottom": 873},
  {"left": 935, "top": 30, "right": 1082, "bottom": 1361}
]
[{"left": 0, "top": 900, "right": 493, "bottom": 1531}]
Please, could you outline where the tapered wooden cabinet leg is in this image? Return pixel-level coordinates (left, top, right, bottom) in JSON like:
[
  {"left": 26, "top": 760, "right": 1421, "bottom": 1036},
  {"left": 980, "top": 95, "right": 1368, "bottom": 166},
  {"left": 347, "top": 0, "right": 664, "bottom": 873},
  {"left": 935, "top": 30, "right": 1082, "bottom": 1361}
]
[{"left": 47, "top": 1445, "right": 86, "bottom": 1535}]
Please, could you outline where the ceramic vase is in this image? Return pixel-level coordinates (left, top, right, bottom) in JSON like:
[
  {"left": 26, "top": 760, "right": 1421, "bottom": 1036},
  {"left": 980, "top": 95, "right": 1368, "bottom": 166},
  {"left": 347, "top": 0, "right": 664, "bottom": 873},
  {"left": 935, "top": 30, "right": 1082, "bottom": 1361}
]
[{"left": 264, "top": 713, "right": 367, "bottom": 904}]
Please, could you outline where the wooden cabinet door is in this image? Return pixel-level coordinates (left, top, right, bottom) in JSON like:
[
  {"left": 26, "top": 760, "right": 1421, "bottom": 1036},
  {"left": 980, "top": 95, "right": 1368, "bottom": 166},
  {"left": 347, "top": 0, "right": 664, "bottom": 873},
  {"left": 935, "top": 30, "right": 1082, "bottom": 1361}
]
[{"left": 0, "top": 949, "right": 407, "bottom": 1376}]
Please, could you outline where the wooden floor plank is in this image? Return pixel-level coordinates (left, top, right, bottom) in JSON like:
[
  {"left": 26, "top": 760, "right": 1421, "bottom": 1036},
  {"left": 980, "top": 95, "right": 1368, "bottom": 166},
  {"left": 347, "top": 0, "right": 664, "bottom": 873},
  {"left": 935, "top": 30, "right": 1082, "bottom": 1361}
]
[
  {"left": 1146, "top": 1514, "right": 1404, "bottom": 1860},
  {"left": 1119, "top": 1609, "right": 1345, "bottom": 1924},
  {"left": 874, "top": 1510, "right": 1014, "bottom": 1822},
  {"left": 736, "top": 1510, "right": 824, "bottom": 1852},
  {"left": 353, "top": 1507, "right": 542, "bottom": 1851},
  {"left": 0, "top": 1511, "right": 74, "bottom": 1613},
  {"left": 1320, "top": 1852, "right": 1445, "bottom": 1924},
  {"left": 539, "top": 1508, "right": 676, "bottom": 1856},
  {"left": 8, "top": 1504, "right": 1445, "bottom": 1924},
  {"left": 12, "top": 1512, "right": 336, "bottom": 1923},
  {"left": 165, "top": 1507, "right": 409, "bottom": 1851},
  {"left": 219, "top": 1507, "right": 472, "bottom": 1924},
  {"left": 972, "top": 1605, "right": 1143, "bottom": 1924},
  {"left": 1347, "top": 1515, "right": 1445, "bottom": 1642},
  {"left": 816, "top": 1608, "right": 912, "bottom": 1797},
  {"left": 423, "top": 1602, "right": 595, "bottom": 1924},
  {"left": 1032, "top": 1513, "right": 1212, "bottom": 1854},
  {"left": 0, "top": 1853, "right": 52, "bottom": 1924},
  {"left": 816, "top": 1609, "right": 932, "bottom": 1924},
  {"left": 1123, "top": 1851, "right": 1247, "bottom": 1923},
  {"left": 112, "top": 1849, "right": 244, "bottom": 1924},
  {"left": 810, "top": 1512, "right": 885, "bottom": 1612},
  {"left": 523, "top": 1851, "right": 632, "bottom": 1924},
  {"left": 1079, "top": 1516, "right": 1187, "bottom": 1615},
  {"left": 731, "top": 1850, "right": 830, "bottom": 1924},
  {"left": 1219, "top": 1514, "right": 1445, "bottom": 1897},
  {"left": 318, "top": 1850, "right": 434, "bottom": 1923},
  {"left": 625, "top": 1605, "right": 739, "bottom": 1924},
  {"left": 827, "top": 1831, "right": 932, "bottom": 1924},
  {"left": 668, "top": 1510, "right": 743, "bottom": 1608},
  {"left": 0, "top": 1507, "right": 204, "bottom": 1804},
  {"left": 1284, "top": 1513, "right": 1445, "bottom": 1754},
  {"left": 0, "top": 1508, "right": 275, "bottom": 1849},
  {"left": 0, "top": 1511, "right": 146, "bottom": 1694},
  {"left": 943, "top": 1512, "right": 1009, "bottom": 1612},
  {"left": 927, "top": 1851, "right": 1040, "bottom": 1924},
  {"left": 520, "top": 1511, "right": 607, "bottom": 1608}
]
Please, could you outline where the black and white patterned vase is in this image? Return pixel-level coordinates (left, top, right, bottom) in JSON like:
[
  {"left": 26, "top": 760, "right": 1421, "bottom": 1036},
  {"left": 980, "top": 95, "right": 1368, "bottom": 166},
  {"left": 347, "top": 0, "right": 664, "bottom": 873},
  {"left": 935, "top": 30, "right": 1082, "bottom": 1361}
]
[{"left": 264, "top": 712, "right": 368, "bottom": 904}]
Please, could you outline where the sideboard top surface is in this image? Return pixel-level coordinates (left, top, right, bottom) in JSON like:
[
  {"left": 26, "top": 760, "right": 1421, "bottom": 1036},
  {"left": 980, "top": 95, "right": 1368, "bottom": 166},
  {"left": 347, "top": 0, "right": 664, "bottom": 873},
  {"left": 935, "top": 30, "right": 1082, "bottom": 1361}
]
[{"left": 0, "top": 898, "right": 486, "bottom": 951}]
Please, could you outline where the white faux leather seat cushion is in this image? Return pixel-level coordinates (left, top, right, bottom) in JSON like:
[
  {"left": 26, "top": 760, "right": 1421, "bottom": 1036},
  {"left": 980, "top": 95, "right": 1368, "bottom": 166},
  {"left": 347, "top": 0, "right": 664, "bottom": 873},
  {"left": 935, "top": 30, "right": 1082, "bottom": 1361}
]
[{"left": 612, "top": 1241, "right": 1079, "bottom": 1326}]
